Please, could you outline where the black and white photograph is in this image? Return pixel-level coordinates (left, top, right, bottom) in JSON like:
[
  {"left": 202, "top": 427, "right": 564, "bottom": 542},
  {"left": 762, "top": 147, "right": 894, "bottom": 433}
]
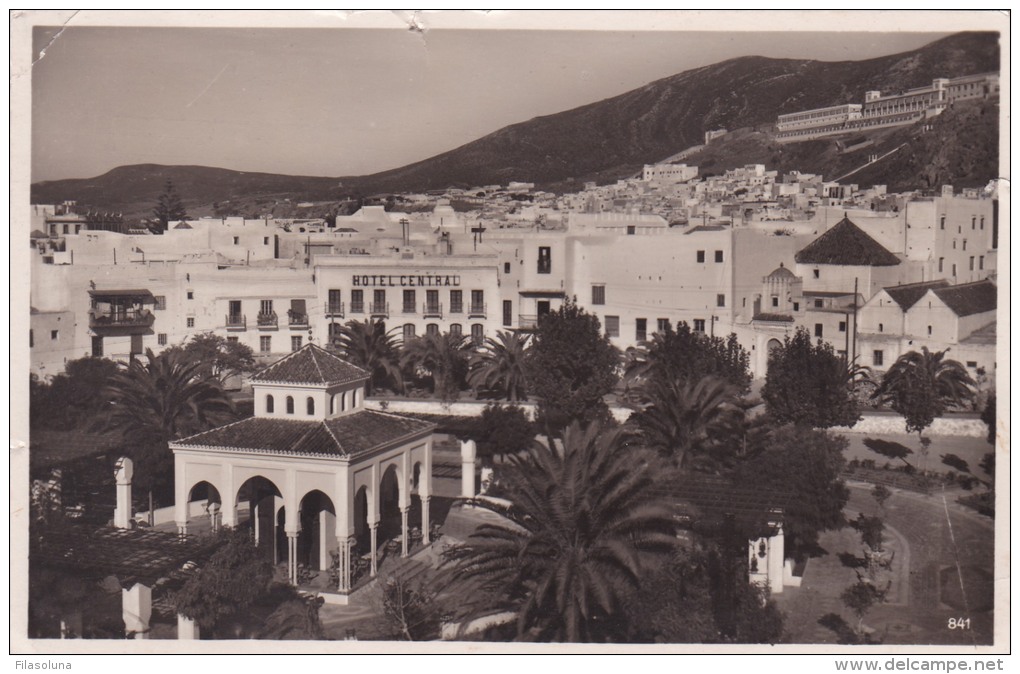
[{"left": 10, "top": 9, "right": 1009, "bottom": 661}]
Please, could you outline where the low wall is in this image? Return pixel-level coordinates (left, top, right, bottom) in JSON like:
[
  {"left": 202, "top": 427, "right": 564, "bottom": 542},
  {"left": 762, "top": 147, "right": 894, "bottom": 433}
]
[
  {"left": 834, "top": 415, "right": 986, "bottom": 438},
  {"left": 365, "top": 398, "right": 633, "bottom": 423},
  {"left": 135, "top": 500, "right": 251, "bottom": 526}
]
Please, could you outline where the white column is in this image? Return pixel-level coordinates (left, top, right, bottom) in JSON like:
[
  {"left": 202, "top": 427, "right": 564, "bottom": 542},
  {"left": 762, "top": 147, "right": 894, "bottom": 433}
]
[
  {"left": 114, "top": 457, "right": 133, "bottom": 529},
  {"left": 400, "top": 507, "right": 409, "bottom": 558},
  {"left": 287, "top": 532, "right": 299, "bottom": 585},
  {"left": 208, "top": 501, "right": 221, "bottom": 533},
  {"left": 421, "top": 496, "right": 431, "bottom": 545},
  {"left": 320, "top": 510, "right": 337, "bottom": 571},
  {"left": 174, "top": 455, "right": 188, "bottom": 537},
  {"left": 769, "top": 524, "right": 785, "bottom": 594},
  {"left": 177, "top": 614, "right": 200, "bottom": 640},
  {"left": 461, "top": 440, "right": 477, "bottom": 499},
  {"left": 369, "top": 523, "right": 379, "bottom": 577},
  {"left": 221, "top": 463, "right": 236, "bottom": 528},
  {"left": 122, "top": 583, "right": 152, "bottom": 639}
]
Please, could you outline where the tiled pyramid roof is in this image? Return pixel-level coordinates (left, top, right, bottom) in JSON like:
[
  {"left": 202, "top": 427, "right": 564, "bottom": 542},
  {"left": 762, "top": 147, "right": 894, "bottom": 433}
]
[
  {"left": 765, "top": 263, "right": 797, "bottom": 280},
  {"left": 172, "top": 409, "right": 434, "bottom": 459},
  {"left": 795, "top": 217, "right": 900, "bottom": 267},
  {"left": 251, "top": 343, "right": 369, "bottom": 386},
  {"left": 883, "top": 280, "right": 951, "bottom": 311},
  {"left": 931, "top": 279, "right": 997, "bottom": 317}
]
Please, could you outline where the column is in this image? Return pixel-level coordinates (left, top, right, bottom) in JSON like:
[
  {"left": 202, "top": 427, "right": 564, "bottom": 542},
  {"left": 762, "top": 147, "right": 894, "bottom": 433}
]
[
  {"left": 177, "top": 614, "right": 200, "bottom": 640},
  {"left": 320, "top": 510, "right": 337, "bottom": 571},
  {"left": 338, "top": 536, "right": 356, "bottom": 592},
  {"left": 122, "top": 583, "right": 152, "bottom": 639},
  {"left": 421, "top": 495, "right": 431, "bottom": 545},
  {"left": 287, "top": 532, "right": 299, "bottom": 585},
  {"left": 114, "top": 457, "right": 133, "bottom": 529},
  {"left": 369, "top": 523, "right": 379, "bottom": 577},
  {"left": 208, "top": 502, "right": 221, "bottom": 533},
  {"left": 174, "top": 456, "right": 188, "bottom": 538},
  {"left": 461, "top": 439, "right": 477, "bottom": 499},
  {"left": 769, "top": 524, "right": 785, "bottom": 594},
  {"left": 400, "top": 507, "right": 409, "bottom": 558}
]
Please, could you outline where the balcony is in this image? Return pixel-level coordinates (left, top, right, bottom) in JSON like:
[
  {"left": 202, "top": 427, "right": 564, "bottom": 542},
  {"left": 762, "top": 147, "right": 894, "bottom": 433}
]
[
  {"left": 369, "top": 302, "right": 390, "bottom": 318},
  {"left": 468, "top": 303, "right": 487, "bottom": 319},
  {"left": 325, "top": 302, "right": 345, "bottom": 319},
  {"left": 256, "top": 312, "right": 279, "bottom": 330},
  {"left": 226, "top": 314, "right": 247, "bottom": 331},
  {"left": 288, "top": 311, "right": 309, "bottom": 329},
  {"left": 423, "top": 302, "right": 443, "bottom": 319},
  {"left": 402, "top": 303, "right": 417, "bottom": 315},
  {"left": 518, "top": 314, "right": 539, "bottom": 330},
  {"left": 89, "top": 308, "right": 155, "bottom": 334},
  {"left": 350, "top": 301, "right": 365, "bottom": 315}
]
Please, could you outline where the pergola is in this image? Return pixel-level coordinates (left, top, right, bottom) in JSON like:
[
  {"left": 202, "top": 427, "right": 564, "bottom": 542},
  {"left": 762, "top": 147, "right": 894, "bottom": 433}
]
[{"left": 170, "top": 344, "right": 436, "bottom": 602}]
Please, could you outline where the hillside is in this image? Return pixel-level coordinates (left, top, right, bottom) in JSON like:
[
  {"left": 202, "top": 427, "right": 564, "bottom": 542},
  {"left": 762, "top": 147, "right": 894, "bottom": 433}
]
[{"left": 31, "top": 31, "right": 1000, "bottom": 217}]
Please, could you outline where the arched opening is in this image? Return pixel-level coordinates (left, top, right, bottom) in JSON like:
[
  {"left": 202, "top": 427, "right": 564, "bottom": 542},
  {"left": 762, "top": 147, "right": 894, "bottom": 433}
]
[
  {"left": 330, "top": 394, "right": 337, "bottom": 415},
  {"left": 286, "top": 396, "right": 294, "bottom": 414},
  {"left": 185, "top": 481, "right": 222, "bottom": 533},
  {"left": 353, "top": 486, "right": 369, "bottom": 554},
  {"left": 266, "top": 394, "right": 274, "bottom": 414},
  {"left": 306, "top": 396, "right": 315, "bottom": 416},
  {"left": 353, "top": 388, "right": 360, "bottom": 408},
  {"left": 378, "top": 464, "right": 402, "bottom": 542},
  {"left": 235, "top": 476, "right": 283, "bottom": 564},
  {"left": 297, "top": 490, "right": 336, "bottom": 571}
]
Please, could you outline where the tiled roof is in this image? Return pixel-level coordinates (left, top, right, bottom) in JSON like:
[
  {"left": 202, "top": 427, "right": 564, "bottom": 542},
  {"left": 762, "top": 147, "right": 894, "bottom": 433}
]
[
  {"left": 931, "top": 279, "right": 997, "bottom": 317},
  {"left": 251, "top": 343, "right": 369, "bottom": 385},
  {"left": 795, "top": 217, "right": 900, "bottom": 267},
  {"left": 172, "top": 410, "right": 433, "bottom": 459},
  {"left": 752, "top": 313, "right": 795, "bottom": 322},
  {"left": 882, "top": 280, "right": 951, "bottom": 310}
]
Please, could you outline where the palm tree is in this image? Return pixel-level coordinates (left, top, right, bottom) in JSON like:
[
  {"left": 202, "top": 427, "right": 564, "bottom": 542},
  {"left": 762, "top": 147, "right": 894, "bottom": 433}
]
[
  {"left": 400, "top": 332, "right": 471, "bottom": 403},
  {"left": 444, "top": 421, "right": 677, "bottom": 642},
  {"left": 102, "top": 348, "right": 235, "bottom": 522},
  {"left": 467, "top": 330, "right": 531, "bottom": 401},
  {"left": 627, "top": 375, "right": 744, "bottom": 471},
  {"left": 333, "top": 319, "right": 403, "bottom": 394},
  {"left": 872, "top": 348, "right": 975, "bottom": 470}
]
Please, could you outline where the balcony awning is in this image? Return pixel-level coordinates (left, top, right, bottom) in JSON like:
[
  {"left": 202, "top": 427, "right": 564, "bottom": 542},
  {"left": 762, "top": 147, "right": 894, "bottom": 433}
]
[
  {"left": 518, "top": 289, "right": 566, "bottom": 297},
  {"left": 88, "top": 289, "right": 155, "bottom": 301}
]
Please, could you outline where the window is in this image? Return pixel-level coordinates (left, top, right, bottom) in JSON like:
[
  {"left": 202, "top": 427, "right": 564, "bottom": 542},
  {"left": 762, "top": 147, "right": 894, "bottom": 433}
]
[
  {"left": 266, "top": 395, "right": 274, "bottom": 413},
  {"left": 963, "top": 239, "right": 967, "bottom": 251},
  {"left": 714, "top": 250, "right": 724, "bottom": 263},
  {"left": 716, "top": 294, "right": 725, "bottom": 308},
  {"left": 626, "top": 225, "right": 636, "bottom": 235},
  {"left": 969, "top": 256, "right": 975, "bottom": 271},
  {"left": 605, "top": 316, "right": 620, "bottom": 337},
  {"left": 286, "top": 396, "right": 294, "bottom": 414},
  {"left": 503, "top": 300, "right": 512, "bottom": 327},
  {"left": 157, "top": 333, "right": 167, "bottom": 345},
  {"left": 154, "top": 295, "right": 167, "bottom": 310},
  {"left": 696, "top": 250, "right": 705, "bottom": 263},
  {"left": 940, "top": 215, "right": 946, "bottom": 230},
  {"left": 504, "top": 262, "right": 511, "bottom": 274},
  {"left": 307, "top": 397, "right": 315, "bottom": 415},
  {"left": 839, "top": 321, "right": 846, "bottom": 332},
  {"left": 813, "top": 269, "right": 820, "bottom": 279},
  {"left": 979, "top": 256, "right": 985, "bottom": 270},
  {"left": 693, "top": 319, "right": 706, "bottom": 333},
  {"left": 92, "top": 336, "right": 103, "bottom": 357},
  {"left": 227, "top": 336, "right": 238, "bottom": 343},
  {"left": 814, "top": 299, "right": 824, "bottom": 308},
  {"left": 260, "top": 336, "right": 271, "bottom": 353},
  {"left": 657, "top": 318, "right": 670, "bottom": 333},
  {"left": 771, "top": 296, "right": 779, "bottom": 308},
  {"left": 939, "top": 257, "right": 944, "bottom": 272},
  {"left": 187, "top": 291, "right": 194, "bottom": 300},
  {"left": 450, "top": 323, "right": 462, "bottom": 338},
  {"left": 537, "top": 246, "right": 551, "bottom": 274},
  {"left": 50, "top": 329, "right": 59, "bottom": 340},
  {"left": 814, "top": 323, "right": 823, "bottom": 338},
  {"left": 328, "top": 289, "right": 342, "bottom": 313},
  {"left": 636, "top": 318, "right": 647, "bottom": 342},
  {"left": 873, "top": 350, "right": 884, "bottom": 367},
  {"left": 793, "top": 302, "right": 800, "bottom": 312},
  {"left": 471, "top": 323, "right": 484, "bottom": 346},
  {"left": 373, "top": 289, "right": 386, "bottom": 309},
  {"left": 233, "top": 236, "right": 239, "bottom": 245},
  {"left": 260, "top": 299, "right": 274, "bottom": 315},
  {"left": 450, "top": 290, "right": 463, "bottom": 314},
  {"left": 291, "top": 335, "right": 302, "bottom": 351},
  {"left": 966, "top": 361, "right": 978, "bottom": 368},
  {"left": 878, "top": 323, "right": 884, "bottom": 333},
  {"left": 351, "top": 289, "right": 364, "bottom": 312},
  {"left": 471, "top": 290, "right": 485, "bottom": 314},
  {"left": 971, "top": 216, "right": 976, "bottom": 229},
  {"left": 426, "top": 323, "right": 439, "bottom": 337},
  {"left": 952, "top": 263, "right": 957, "bottom": 276},
  {"left": 29, "top": 330, "right": 33, "bottom": 348},
  {"left": 425, "top": 289, "right": 439, "bottom": 313},
  {"left": 187, "top": 317, "right": 195, "bottom": 328},
  {"left": 403, "top": 289, "right": 416, "bottom": 313},
  {"left": 403, "top": 323, "right": 416, "bottom": 340},
  {"left": 592, "top": 285, "right": 606, "bottom": 305},
  {"left": 980, "top": 217, "right": 985, "bottom": 230},
  {"left": 952, "top": 240, "right": 957, "bottom": 249}
]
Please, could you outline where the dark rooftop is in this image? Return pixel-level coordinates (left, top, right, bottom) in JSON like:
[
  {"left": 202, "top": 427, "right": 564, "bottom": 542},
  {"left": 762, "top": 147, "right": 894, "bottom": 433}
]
[
  {"left": 795, "top": 216, "right": 900, "bottom": 267},
  {"left": 882, "top": 279, "right": 951, "bottom": 310},
  {"left": 172, "top": 409, "right": 434, "bottom": 459},
  {"left": 753, "top": 313, "right": 795, "bottom": 323},
  {"left": 250, "top": 343, "right": 370, "bottom": 386},
  {"left": 931, "top": 279, "right": 997, "bottom": 317}
]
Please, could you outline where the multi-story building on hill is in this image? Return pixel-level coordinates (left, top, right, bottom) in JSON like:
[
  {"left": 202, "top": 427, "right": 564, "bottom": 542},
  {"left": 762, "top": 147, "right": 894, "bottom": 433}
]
[{"left": 776, "top": 104, "right": 863, "bottom": 134}]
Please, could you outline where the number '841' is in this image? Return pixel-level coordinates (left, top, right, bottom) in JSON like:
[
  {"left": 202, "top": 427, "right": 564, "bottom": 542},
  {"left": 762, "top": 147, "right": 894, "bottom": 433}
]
[{"left": 948, "top": 618, "right": 971, "bottom": 629}]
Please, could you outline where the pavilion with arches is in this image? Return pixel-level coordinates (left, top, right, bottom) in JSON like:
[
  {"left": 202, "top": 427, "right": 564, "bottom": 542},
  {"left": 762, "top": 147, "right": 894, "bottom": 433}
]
[{"left": 169, "top": 343, "right": 435, "bottom": 602}]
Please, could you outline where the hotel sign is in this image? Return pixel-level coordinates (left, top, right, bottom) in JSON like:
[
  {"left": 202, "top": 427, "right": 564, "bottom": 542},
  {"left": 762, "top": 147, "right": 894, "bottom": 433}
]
[{"left": 352, "top": 274, "right": 461, "bottom": 287}]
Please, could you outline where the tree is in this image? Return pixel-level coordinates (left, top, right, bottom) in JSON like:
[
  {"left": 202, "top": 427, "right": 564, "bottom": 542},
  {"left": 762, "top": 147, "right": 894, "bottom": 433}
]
[
  {"left": 102, "top": 348, "right": 235, "bottom": 520},
  {"left": 170, "top": 333, "right": 257, "bottom": 385},
  {"left": 172, "top": 528, "right": 274, "bottom": 634},
  {"left": 468, "top": 330, "right": 531, "bottom": 401},
  {"left": 626, "top": 375, "right": 744, "bottom": 471},
  {"left": 152, "top": 179, "right": 189, "bottom": 233},
  {"left": 445, "top": 421, "right": 677, "bottom": 642},
  {"left": 30, "top": 357, "right": 120, "bottom": 430},
  {"left": 525, "top": 298, "right": 620, "bottom": 436},
  {"left": 871, "top": 484, "right": 891, "bottom": 511},
  {"left": 762, "top": 328, "right": 864, "bottom": 428},
  {"left": 333, "top": 319, "right": 403, "bottom": 394},
  {"left": 981, "top": 393, "right": 996, "bottom": 445},
  {"left": 401, "top": 331, "right": 471, "bottom": 403},
  {"left": 872, "top": 347, "right": 975, "bottom": 450},
  {"left": 472, "top": 404, "right": 537, "bottom": 464},
  {"left": 259, "top": 591, "right": 325, "bottom": 640},
  {"left": 623, "top": 322, "right": 751, "bottom": 396},
  {"left": 734, "top": 425, "right": 849, "bottom": 561},
  {"left": 381, "top": 574, "right": 443, "bottom": 641}
]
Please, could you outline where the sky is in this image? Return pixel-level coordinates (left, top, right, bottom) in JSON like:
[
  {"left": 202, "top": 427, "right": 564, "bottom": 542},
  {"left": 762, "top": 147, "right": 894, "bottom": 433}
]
[{"left": 26, "top": 12, "right": 969, "bottom": 183}]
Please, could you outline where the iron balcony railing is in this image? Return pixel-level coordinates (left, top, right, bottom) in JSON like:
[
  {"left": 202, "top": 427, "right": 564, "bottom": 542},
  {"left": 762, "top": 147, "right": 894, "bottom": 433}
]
[
  {"left": 518, "top": 314, "right": 539, "bottom": 330},
  {"left": 423, "top": 302, "right": 443, "bottom": 318},
  {"left": 256, "top": 312, "right": 279, "bottom": 329},
  {"left": 468, "top": 303, "right": 487, "bottom": 318},
  {"left": 369, "top": 302, "right": 390, "bottom": 318},
  {"left": 402, "top": 303, "right": 417, "bottom": 315},
  {"left": 88, "top": 308, "right": 155, "bottom": 330},
  {"left": 350, "top": 301, "right": 365, "bottom": 314},
  {"left": 288, "top": 311, "right": 309, "bottom": 328},
  {"left": 325, "top": 302, "right": 345, "bottom": 318},
  {"left": 226, "top": 314, "right": 247, "bottom": 330},
  {"left": 449, "top": 301, "right": 464, "bottom": 314}
]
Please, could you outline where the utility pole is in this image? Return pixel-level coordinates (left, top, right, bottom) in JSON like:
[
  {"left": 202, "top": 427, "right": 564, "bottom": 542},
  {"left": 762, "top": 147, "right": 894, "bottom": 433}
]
[{"left": 851, "top": 277, "right": 859, "bottom": 364}]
